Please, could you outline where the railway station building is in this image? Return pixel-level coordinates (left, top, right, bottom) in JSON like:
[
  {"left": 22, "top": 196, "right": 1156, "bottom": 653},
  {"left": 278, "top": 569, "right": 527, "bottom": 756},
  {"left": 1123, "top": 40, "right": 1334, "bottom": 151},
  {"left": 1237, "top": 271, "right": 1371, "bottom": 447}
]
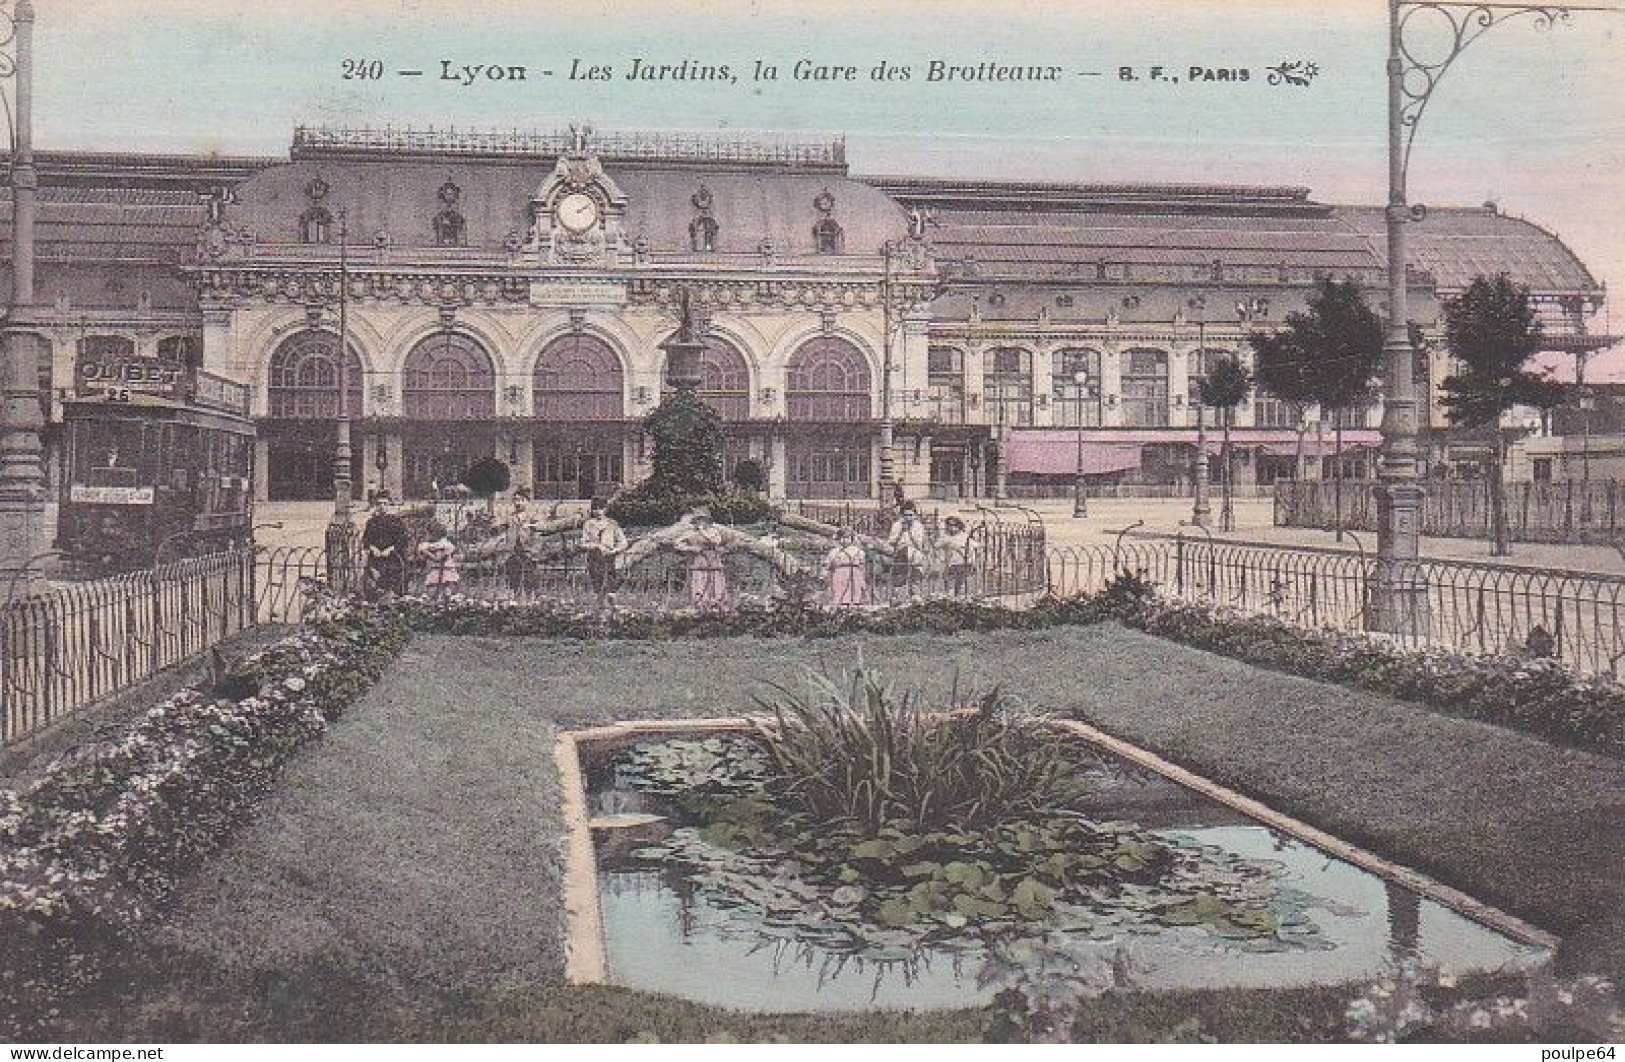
[{"left": 0, "top": 125, "right": 1610, "bottom": 502}]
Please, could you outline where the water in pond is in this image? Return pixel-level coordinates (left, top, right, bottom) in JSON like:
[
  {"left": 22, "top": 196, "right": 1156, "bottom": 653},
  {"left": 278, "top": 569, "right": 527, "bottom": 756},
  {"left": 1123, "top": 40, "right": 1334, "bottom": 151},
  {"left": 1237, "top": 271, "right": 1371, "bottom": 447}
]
[{"left": 585, "top": 735, "right": 1547, "bottom": 1013}]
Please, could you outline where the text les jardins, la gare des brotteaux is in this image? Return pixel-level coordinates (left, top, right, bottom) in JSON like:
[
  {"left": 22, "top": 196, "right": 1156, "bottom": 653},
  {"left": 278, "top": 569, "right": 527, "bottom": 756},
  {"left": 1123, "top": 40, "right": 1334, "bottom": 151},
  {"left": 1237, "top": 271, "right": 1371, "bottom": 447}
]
[{"left": 345, "top": 58, "right": 1281, "bottom": 87}]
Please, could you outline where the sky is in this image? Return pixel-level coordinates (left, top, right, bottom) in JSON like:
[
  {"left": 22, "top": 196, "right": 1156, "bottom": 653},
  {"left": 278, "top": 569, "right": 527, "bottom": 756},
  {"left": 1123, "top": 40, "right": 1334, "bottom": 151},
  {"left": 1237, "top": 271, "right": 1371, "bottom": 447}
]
[{"left": 27, "top": 0, "right": 1625, "bottom": 375}]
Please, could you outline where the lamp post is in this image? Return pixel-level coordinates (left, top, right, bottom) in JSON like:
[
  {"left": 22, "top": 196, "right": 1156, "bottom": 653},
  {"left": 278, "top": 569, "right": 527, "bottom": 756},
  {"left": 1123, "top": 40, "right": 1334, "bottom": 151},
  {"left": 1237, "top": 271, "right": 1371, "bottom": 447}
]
[
  {"left": 1369, "top": 0, "right": 1605, "bottom": 632},
  {"left": 0, "top": 1, "right": 46, "bottom": 599},
  {"left": 1072, "top": 368, "right": 1089, "bottom": 518},
  {"left": 324, "top": 210, "right": 354, "bottom": 591},
  {"left": 879, "top": 241, "right": 897, "bottom": 504}
]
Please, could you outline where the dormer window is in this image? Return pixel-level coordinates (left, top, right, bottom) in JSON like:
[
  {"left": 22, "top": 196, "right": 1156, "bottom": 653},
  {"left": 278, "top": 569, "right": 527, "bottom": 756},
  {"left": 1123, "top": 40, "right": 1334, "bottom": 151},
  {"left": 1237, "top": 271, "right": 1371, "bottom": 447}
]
[
  {"left": 690, "top": 215, "right": 719, "bottom": 252},
  {"left": 300, "top": 206, "right": 332, "bottom": 244},
  {"left": 434, "top": 209, "right": 467, "bottom": 247},
  {"left": 813, "top": 217, "right": 843, "bottom": 255}
]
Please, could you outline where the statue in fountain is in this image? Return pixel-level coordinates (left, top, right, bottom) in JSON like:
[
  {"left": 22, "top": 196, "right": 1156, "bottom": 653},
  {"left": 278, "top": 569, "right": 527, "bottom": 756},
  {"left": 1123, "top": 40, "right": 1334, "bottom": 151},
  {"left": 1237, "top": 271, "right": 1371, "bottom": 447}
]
[{"left": 672, "top": 506, "right": 731, "bottom": 612}]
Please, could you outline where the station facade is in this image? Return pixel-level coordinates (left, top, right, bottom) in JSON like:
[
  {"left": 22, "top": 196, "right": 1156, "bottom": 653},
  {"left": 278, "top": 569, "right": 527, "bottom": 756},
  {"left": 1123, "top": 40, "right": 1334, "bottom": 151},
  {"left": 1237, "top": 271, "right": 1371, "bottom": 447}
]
[{"left": 0, "top": 126, "right": 1610, "bottom": 501}]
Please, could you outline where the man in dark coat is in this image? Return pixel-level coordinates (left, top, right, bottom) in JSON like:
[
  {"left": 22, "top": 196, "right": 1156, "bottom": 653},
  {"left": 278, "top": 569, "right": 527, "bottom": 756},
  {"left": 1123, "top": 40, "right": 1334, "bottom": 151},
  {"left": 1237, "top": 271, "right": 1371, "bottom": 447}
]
[{"left": 361, "top": 501, "right": 412, "bottom": 597}]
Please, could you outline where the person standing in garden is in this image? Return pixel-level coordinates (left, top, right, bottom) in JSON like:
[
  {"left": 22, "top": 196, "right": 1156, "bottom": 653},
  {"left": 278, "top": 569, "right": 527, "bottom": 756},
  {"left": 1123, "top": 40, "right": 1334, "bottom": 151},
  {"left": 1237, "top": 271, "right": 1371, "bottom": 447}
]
[
  {"left": 937, "top": 515, "right": 974, "bottom": 597},
  {"left": 674, "top": 507, "right": 730, "bottom": 612},
  {"left": 361, "top": 499, "right": 411, "bottom": 598},
  {"left": 416, "top": 523, "right": 460, "bottom": 599},
  {"left": 822, "top": 527, "right": 870, "bottom": 609},
  {"left": 579, "top": 496, "right": 627, "bottom": 605},
  {"left": 885, "top": 501, "right": 933, "bottom": 598}
]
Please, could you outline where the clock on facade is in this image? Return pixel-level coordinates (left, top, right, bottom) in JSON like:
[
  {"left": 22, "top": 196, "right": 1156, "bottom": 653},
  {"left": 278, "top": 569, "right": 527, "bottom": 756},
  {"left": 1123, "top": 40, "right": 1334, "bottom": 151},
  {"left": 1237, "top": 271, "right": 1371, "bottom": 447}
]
[{"left": 556, "top": 192, "right": 600, "bottom": 234}]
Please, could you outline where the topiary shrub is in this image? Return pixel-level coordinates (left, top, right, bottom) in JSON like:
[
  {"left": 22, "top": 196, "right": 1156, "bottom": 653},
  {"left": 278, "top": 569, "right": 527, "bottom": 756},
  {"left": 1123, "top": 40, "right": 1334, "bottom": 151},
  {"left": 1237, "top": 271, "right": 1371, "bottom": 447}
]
[
  {"left": 730, "top": 457, "right": 767, "bottom": 494},
  {"left": 462, "top": 456, "right": 511, "bottom": 512}
]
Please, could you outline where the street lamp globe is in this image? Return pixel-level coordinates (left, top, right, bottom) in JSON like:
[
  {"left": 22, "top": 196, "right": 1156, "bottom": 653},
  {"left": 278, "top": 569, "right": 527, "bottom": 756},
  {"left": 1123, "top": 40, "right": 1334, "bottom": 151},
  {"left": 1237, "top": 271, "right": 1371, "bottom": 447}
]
[{"left": 1072, "top": 369, "right": 1090, "bottom": 519}]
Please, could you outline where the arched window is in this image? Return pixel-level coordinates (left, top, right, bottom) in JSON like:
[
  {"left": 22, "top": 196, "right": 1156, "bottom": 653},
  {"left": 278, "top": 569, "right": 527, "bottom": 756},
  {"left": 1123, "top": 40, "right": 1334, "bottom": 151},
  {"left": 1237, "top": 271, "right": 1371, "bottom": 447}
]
[
  {"left": 300, "top": 206, "right": 332, "bottom": 245},
  {"left": 433, "top": 209, "right": 466, "bottom": 247},
  {"left": 928, "top": 346, "right": 965, "bottom": 423},
  {"left": 812, "top": 218, "right": 843, "bottom": 255},
  {"left": 662, "top": 336, "right": 750, "bottom": 420},
  {"left": 1121, "top": 347, "right": 1170, "bottom": 428},
  {"left": 690, "top": 215, "right": 719, "bottom": 252},
  {"left": 1052, "top": 348, "right": 1102, "bottom": 428},
  {"left": 533, "top": 334, "right": 624, "bottom": 421},
  {"left": 983, "top": 347, "right": 1033, "bottom": 427},
  {"left": 787, "top": 337, "right": 871, "bottom": 421},
  {"left": 402, "top": 331, "right": 496, "bottom": 418},
  {"left": 267, "top": 330, "right": 364, "bottom": 419}
]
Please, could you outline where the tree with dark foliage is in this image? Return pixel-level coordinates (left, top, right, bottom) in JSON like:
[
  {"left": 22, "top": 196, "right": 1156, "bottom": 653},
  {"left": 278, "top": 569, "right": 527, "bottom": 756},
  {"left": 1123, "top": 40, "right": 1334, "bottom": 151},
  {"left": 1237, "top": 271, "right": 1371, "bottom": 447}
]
[{"left": 1440, "top": 274, "right": 1563, "bottom": 556}]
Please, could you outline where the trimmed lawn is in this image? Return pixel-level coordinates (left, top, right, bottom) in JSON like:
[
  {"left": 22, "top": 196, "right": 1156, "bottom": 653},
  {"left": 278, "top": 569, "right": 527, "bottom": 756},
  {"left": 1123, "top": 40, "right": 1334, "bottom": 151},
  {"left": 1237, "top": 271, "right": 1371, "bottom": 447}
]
[{"left": 49, "top": 623, "right": 1625, "bottom": 1042}]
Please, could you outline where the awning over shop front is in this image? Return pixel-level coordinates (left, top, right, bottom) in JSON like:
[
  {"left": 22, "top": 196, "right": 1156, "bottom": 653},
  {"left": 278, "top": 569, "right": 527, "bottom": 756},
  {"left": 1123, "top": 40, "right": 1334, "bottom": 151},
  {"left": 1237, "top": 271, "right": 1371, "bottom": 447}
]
[
  {"left": 1006, "top": 437, "right": 1143, "bottom": 475},
  {"left": 1005, "top": 428, "right": 1383, "bottom": 472}
]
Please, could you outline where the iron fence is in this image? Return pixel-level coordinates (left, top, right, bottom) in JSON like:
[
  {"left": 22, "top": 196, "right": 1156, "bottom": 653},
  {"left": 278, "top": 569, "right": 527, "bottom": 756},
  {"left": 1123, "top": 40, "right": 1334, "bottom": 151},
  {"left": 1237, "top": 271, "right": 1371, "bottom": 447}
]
[
  {"left": 1, "top": 549, "right": 256, "bottom": 746},
  {"left": 1047, "top": 533, "right": 1625, "bottom": 679},
  {"left": 1276, "top": 479, "right": 1625, "bottom": 545}
]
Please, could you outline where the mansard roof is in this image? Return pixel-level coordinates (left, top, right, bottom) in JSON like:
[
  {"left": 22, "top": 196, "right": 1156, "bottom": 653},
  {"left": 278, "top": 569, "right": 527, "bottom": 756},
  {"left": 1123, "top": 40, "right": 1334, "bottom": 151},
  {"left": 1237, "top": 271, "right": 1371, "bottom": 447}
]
[{"left": 225, "top": 154, "right": 909, "bottom": 256}]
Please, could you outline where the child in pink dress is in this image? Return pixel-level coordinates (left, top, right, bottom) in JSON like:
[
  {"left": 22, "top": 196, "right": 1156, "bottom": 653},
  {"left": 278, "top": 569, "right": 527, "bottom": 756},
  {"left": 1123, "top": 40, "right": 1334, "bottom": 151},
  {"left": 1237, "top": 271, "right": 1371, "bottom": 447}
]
[
  {"left": 823, "top": 528, "right": 869, "bottom": 609},
  {"left": 416, "top": 524, "right": 460, "bottom": 599}
]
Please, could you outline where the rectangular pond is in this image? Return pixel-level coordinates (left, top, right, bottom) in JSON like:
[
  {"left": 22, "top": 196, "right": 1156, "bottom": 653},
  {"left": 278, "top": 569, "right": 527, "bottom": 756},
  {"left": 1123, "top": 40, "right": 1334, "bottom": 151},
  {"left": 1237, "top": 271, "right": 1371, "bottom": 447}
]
[{"left": 560, "top": 720, "right": 1553, "bottom": 1014}]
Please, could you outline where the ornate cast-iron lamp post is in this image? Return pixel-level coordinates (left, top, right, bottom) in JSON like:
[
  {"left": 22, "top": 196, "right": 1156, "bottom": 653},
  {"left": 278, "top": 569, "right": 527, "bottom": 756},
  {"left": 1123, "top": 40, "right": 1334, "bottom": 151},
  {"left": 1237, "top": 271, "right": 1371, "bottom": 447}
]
[
  {"left": 1369, "top": 0, "right": 1607, "bottom": 632},
  {"left": 1072, "top": 368, "right": 1089, "bottom": 518},
  {"left": 324, "top": 210, "right": 355, "bottom": 591},
  {"left": 0, "top": 1, "right": 44, "bottom": 598}
]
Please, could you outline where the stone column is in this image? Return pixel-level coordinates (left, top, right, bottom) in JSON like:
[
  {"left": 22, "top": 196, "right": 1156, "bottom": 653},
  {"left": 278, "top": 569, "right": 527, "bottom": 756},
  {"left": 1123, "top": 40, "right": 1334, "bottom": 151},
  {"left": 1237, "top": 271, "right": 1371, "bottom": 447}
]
[
  {"left": 1099, "top": 343, "right": 1124, "bottom": 428},
  {"left": 382, "top": 432, "right": 404, "bottom": 500},
  {"left": 768, "top": 430, "right": 787, "bottom": 501},
  {"left": 511, "top": 435, "right": 535, "bottom": 494},
  {"left": 253, "top": 438, "right": 270, "bottom": 503},
  {"left": 1031, "top": 344, "right": 1055, "bottom": 428},
  {"left": 1168, "top": 341, "right": 1192, "bottom": 429}
]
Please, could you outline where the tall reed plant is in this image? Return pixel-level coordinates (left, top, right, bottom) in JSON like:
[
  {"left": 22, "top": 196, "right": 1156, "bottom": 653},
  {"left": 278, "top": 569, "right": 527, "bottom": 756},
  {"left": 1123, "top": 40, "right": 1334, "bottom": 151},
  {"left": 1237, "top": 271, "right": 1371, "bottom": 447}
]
[{"left": 753, "top": 668, "right": 1077, "bottom": 836}]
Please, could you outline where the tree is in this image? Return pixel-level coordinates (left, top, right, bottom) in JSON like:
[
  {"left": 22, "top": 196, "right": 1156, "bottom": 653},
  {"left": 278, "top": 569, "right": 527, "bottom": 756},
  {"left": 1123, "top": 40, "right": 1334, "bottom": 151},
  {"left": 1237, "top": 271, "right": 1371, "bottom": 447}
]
[
  {"left": 1201, "top": 354, "right": 1252, "bottom": 532},
  {"left": 1250, "top": 277, "right": 1384, "bottom": 539},
  {"left": 1439, "top": 274, "right": 1562, "bottom": 556},
  {"left": 461, "top": 456, "right": 510, "bottom": 514}
]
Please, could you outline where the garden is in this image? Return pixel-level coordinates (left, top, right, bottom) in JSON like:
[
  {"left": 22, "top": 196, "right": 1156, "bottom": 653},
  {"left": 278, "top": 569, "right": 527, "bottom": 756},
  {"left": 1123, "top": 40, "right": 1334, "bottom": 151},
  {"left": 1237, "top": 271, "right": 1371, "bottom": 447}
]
[{"left": 0, "top": 574, "right": 1622, "bottom": 1042}]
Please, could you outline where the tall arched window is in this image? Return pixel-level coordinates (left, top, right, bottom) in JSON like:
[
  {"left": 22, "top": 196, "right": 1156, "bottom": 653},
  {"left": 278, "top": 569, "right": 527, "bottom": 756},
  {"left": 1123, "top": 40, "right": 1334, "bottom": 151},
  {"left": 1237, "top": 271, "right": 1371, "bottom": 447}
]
[
  {"left": 1121, "top": 347, "right": 1170, "bottom": 428},
  {"left": 690, "top": 215, "right": 719, "bottom": 252},
  {"left": 984, "top": 347, "right": 1033, "bottom": 427},
  {"left": 787, "top": 337, "right": 871, "bottom": 421},
  {"left": 402, "top": 331, "right": 496, "bottom": 418},
  {"left": 662, "top": 336, "right": 750, "bottom": 420},
  {"left": 1052, "top": 348, "right": 1102, "bottom": 428},
  {"left": 267, "top": 330, "right": 364, "bottom": 419},
  {"left": 533, "top": 334, "right": 624, "bottom": 421}
]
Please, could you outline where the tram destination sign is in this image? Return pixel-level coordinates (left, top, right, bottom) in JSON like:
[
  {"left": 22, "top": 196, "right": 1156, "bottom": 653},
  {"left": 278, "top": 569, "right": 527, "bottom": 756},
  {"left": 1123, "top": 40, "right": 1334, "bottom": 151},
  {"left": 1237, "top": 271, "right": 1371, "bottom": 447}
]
[{"left": 75, "top": 354, "right": 192, "bottom": 400}]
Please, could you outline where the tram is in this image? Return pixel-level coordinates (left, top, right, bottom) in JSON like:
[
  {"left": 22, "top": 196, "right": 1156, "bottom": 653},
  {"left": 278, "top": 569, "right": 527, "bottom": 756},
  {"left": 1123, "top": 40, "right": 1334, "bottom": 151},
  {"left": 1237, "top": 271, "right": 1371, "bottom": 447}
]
[{"left": 57, "top": 362, "right": 255, "bottom": 574}]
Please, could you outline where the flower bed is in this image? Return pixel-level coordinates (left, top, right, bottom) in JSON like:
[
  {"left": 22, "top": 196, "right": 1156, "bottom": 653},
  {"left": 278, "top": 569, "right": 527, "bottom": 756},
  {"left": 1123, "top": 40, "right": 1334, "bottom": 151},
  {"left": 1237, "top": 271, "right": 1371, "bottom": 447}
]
[
  {"left": 387, "top": 592, "right": 1112, "bottom": 639},
  {"left": 0, "top": 599, "right": 409, "bottom": 1034},
  {"left": 1132, "top": 601, "right": 1625, "bottom": 758}
]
